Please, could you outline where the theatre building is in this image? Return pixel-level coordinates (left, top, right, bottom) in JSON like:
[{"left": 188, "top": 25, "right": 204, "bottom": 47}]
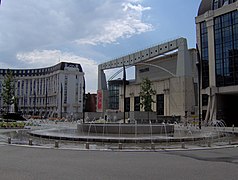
[
  {"left": 97, "top": 37, "right": 198, "bottom": 122},
  {"left": 196, "top": 0, "right": 238, "bottom": 126},
  {"left": 0, "top": 62, "right": 85, "bottom": 119}
]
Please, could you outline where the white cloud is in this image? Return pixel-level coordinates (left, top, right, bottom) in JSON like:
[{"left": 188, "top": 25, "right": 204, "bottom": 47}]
[
  {"left": 123, "top": 3, "right": 151, "bottom": 12},
  {"left": 76, "top": 1, "right": 153, "bottom": 45},
  {"left": 17, "top": 50, "right": 61, "bottom": 67},
  {"left": 77, "top": 17, "right": 153, "bottom": 45},
  {"left": 0, "top": 0, "right": 153, "bottom": 92},
  {"left": 17, "top": 50, "right": 98, "bottom": 92}
]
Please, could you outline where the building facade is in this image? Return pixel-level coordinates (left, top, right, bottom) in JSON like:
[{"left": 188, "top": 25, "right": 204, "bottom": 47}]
[
  {"left": 0, "top": 62, "right": 85, "bottom": 119},
  {"left": 196, "top": 0, "right": 238, "bottom": 126},
  {"left": 85, "top": 93, "right": 97, "bottom": 112},
  {"left": 98, "top": 38, "right": 198, "bottom": 121}
]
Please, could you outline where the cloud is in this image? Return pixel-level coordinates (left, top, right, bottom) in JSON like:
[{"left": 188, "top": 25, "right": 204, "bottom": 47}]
[
  {"left": 0, "top": 0, "right": 153, "bottom": 92},
  {"left": 77, "top": 17, "right": 153, "bottom": 45},
  {"left": 17, "top": 50, "right": 98, "bottom": 92},
  {"left": 75, "top": 1, "right": 153, "bottom": 45},
  {"left": 0, "top": 0, "right": 152, "bottom": 51},
  {"left": 123, "top": 3, "right": 151, "bottom": 12}
]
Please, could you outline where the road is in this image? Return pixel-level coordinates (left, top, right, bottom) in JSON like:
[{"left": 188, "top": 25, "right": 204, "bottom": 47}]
[{"left": 0, "top": 144, "right": 238, "bottom": 180}]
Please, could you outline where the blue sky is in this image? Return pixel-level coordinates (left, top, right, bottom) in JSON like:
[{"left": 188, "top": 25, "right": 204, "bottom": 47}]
[{"left": 0, "top": 0, "right": 201, "bottom": 92}]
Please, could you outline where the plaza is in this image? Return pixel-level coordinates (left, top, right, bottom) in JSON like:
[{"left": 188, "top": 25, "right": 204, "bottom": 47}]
[
  {"left": 1, "top": 0, "right": 238, "bottom": 179},
  {"left": 0, "top": 142, "right": 238, "bottom": 180}
]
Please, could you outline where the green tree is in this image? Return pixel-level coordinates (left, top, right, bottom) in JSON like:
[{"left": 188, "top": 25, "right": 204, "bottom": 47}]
[
  {"left": 1, "top": 70, "right": 15, "bottom": 113},
  {"left": 139, "top": 78, "right": 156, "bottom": 112}
]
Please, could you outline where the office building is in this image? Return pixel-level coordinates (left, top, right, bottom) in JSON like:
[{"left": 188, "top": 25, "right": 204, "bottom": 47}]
[
  {"left": 0, "top": 62, "right": 85, "bottom": 119},
  {"left": 196, "top": 0, "right": 238, "bottom": 126},
  {"left": 98, "top": 37, "right": 198, "bottom": 121}
]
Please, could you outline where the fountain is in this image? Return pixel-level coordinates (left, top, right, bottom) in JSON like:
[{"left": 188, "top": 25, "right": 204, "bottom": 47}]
[
  {"left": 1, "top": 117, "right": 235, "bottom": 151},
  {"left": 76, "top": 121, "right": 174, "bottom": 143}
]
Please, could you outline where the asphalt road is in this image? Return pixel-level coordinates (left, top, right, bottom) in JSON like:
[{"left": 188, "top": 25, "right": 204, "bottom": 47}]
[{"left": 0, "top": 145, "right": 238, "bottom": 180}]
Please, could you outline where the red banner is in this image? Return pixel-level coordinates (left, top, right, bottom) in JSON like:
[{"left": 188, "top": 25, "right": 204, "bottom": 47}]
[{"left": 97, "top": 90, "right": 102, "bottom": 111}]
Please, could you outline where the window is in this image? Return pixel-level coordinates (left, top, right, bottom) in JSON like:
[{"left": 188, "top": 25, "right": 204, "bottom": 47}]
[
  {"left": 202, "top": 94, "right": 209, "bottom": 106},
  {"left": 64, "top": 75, "right": 68, "bottom": 104},
  {"left": 108, "top": 81, "right": 121, "bottom": 110},
  {"left": 134, "top": 96, "right": 140, "bottom": 111},
  {"left": 156, "top": 94, "right": 164, "bottom": 115},
  {"left": 200, "top": 21, "right": 209, "bottom": 88},
  {"left": 223, "top": 0, "right": 229, "bottom": 6},
  {"left": 214, "top": 11, "right": 238, "bottom": 87},
  {"left": 213, "top": 0, "right": 219, "bottom": 10},
  {"left": 125, "top": 97, "right": 130, "bottom": 112},
  {"left": 213, "top": 0, "right": 237, "bottom": 10}
]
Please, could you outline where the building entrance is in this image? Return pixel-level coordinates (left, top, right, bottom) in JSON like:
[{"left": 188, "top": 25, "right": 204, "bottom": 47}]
[{"left": 217, "top": 94, "right": 238, "bottom": 127}]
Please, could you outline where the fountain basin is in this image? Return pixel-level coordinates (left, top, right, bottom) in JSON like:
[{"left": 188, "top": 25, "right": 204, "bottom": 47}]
[
  {"left": 77, "top": 123, "right": 174, "bottom": 134},
  {"left": 28, "top": 128, "right": 218, "bottom": 143}
]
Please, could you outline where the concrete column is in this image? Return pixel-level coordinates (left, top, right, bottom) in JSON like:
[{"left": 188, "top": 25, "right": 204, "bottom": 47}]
[
  {"left": 97, "top": 67, "right": 108, "bottom": 112},
  {"left": 98, "top": 68, "right": 107, "bottom": 90},
  {"left": 176, "top": 38, "right": 191, "bottom": 77},
  {"left": 206, "top": 17, "right": 216, "bottom": 87}
]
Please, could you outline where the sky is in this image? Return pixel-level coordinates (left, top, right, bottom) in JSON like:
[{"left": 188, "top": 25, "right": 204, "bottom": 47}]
[{"left": 0, "top": 0, "right": 202, "bottom": 92}]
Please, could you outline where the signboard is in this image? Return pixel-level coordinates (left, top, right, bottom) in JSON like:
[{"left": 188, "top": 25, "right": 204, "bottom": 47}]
[{"left": 97, "top": 90, "right": 102, "bottom": 111}]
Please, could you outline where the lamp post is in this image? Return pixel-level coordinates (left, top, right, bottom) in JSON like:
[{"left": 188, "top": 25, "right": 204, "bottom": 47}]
[
  {"left": 45, "top": 85, "right": 48, "bottom": 119},
  {"left": 82, "top": 77, "right": 86, "bottom": 123},
  {"left": 60, "top": 83, "right": 63, "bottom": 119},
  {"left": 196, "top": 44, "right": 202, "bottom": 129},
  {"left": 23, "top": 94, "right": 25, "bottom": 115},
  {"left": 123, "top": 64, "right": 126, "bottom": 124},
  {"left": 33, "top": 90, "right": 36, "bottom": 116}
]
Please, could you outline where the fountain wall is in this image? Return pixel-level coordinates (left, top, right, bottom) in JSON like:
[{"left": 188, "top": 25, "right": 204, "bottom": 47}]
[{"left": 77, "top": 123, "right": 174, "bottom": 134}]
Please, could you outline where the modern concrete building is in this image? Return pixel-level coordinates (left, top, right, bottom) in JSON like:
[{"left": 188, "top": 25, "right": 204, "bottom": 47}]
[
  {"left": 0, "top": 62, "right": 85, "bottom": 119},
  {"left": 97, "top": 37, "right": 198, "bottom": 122},
  {"left": 196, "top": 0, "right": 238, "bottom": 126}
]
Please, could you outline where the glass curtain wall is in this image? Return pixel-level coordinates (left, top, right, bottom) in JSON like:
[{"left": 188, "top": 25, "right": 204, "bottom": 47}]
[
  {"left": 200, "top": 21, "right": 209, "bottom": 88},
  {"left": 214, "top": 10, "right": 238, "bottom": 86}
]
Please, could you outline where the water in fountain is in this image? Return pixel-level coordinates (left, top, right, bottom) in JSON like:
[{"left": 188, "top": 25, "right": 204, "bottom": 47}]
[
  {"left": 161, "top": 122, "right": 167, "bottom": 147},
  {"left": 14, "top": 115, "right": 237, "bottom": 151},
  {"left": 211, "top": 119, "right": 230, "bottom": 145},
  {"left": 87, "top": 122, "right": 93, "bottom": 143}
]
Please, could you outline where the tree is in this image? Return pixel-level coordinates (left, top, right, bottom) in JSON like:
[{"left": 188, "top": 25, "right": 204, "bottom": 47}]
[
  {"left": 1, "top": 70, "right": 15, "bottom": 113},
  {"left": 139, "top": 78, "right": 156, "bottom": 112}
]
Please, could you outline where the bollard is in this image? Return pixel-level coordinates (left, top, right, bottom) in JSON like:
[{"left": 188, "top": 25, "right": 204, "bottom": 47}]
[
  {"left": 232, "top": 124, "right": 235, "bottom": 132},
  {"left": 151, "top": 143, "right": 155, "bottom": 150},
  {"left": 181, "top": 142, "right": 185, "bottom": 149},
  {"left": 8, "top": 137, "right": 11, "bottom": 144},
  {"left": 85, "top": 142, "right": 90, "bottom": 149},
  {"left": 55, "top": 140, "right": 59, "bottom": 148},
  {"left": 229, "top": 140, "right": 232, "bottom": 145},
  {"left": 208, "top": 141, "right": 211, "bottom": 147},
  {"left": 29, "top": 139, "right": 33, "bottom": 146},
  {"left": 118, "top": 143, "right": 123, "bottom": 150}
]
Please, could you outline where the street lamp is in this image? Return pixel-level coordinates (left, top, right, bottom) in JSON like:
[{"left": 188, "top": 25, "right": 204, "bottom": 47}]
[
  {"left": 82, "top": 77, "right": 86, "bottom": 123},
  {"left": 60, "top": 83, "right": 63, "bottom": 119},
  {"left": 123, "top": 64, "right": 126, "bottom": 124},
  {"left": 196, "top": 44, "right": 202, "bottom": 129},
  {"left": 34, "top": 90, "right": 36, "bottom": 116}
]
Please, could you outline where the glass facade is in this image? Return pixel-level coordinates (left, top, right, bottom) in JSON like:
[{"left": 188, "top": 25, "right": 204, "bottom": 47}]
[
  {"left": 214, "top": 11, "right": 238, "bottom": 86},
  {"left": 108, "top": 81, "right": 121, "bottom": 110},
  {"left": 213, "top": 0, "right": 237, "bottom": 10},
  {"left": 200, "top": 21, "right": 209, "bottom": 88}
]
